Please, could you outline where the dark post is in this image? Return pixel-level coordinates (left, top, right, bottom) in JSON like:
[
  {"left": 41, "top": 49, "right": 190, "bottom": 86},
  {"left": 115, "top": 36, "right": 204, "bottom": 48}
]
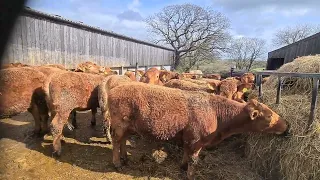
[
  {"left": 307, "top": 78, "right": 319, "bottom": 131},
  {"left": 135, "top": 62, "right": 139, "bottom": 80},
  {"left": 258, "top": 74, "right": 263, "bottom": 99},
  {"left": 230, "top": 66, "right": 235, "bottom": 77},
  {"left": 276, "top": 76, "right": 282, "bottom": 104},
  {"left": 145, "top": 66, "right": 149, "bottom": 71}
]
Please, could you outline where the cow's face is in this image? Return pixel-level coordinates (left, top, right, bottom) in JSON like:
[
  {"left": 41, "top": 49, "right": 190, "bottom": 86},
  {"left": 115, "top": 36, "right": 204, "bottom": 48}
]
[
  {"left": 245, "top": 99, "right": 290, "bottom": 136},
  {"left": 141, "top": 69, "right": 161, "bottom": 85}
]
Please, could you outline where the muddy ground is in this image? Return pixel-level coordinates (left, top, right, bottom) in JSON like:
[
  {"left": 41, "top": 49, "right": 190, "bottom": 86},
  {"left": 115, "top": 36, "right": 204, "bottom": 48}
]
[{"left": 0, "top": 110, "right": 262, "bottom": 180}]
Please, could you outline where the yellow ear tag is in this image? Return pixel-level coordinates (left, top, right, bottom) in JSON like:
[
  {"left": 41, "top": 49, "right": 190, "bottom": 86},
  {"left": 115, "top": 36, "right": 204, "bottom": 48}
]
[
  {"left": 208, "top": 84, "right": 214, "bottom": 90},
  {"left": 242, "top": 88, "right": 248, "bottom": 93}
]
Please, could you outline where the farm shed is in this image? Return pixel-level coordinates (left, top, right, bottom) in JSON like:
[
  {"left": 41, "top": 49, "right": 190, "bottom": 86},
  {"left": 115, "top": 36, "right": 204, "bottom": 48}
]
[
  {"left": 2, "top": 7, "right": 175, "bottom": 69},
  {"left": 267, "top": 32, "right": 320, "bottom": 70}
]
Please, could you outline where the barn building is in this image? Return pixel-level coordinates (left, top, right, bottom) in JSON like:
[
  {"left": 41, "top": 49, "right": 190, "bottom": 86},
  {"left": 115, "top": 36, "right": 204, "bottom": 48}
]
[
  {"left": 2, "top": 7, "right": 175, "bottom": 72},
  {"left": 267, "top": 32, "right": 320, "bottom": 70}
]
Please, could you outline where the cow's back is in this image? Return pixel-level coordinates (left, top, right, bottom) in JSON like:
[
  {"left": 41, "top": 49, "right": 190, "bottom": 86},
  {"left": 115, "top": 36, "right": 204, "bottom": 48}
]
[
  {"left": 47, "top": 72, "right": 104, "bottom": 111},
  {"left": 108, "top": 84, "right": 193, "bottom": 140},
  {"left": 0, "top": 67, "right": 46, "bottom": 116}
]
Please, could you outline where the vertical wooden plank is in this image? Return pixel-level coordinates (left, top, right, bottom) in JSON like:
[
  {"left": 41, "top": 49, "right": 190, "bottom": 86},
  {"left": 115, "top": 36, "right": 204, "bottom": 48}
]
[
  {"left": 15, "top": 17, "right": 23, "bottom": 63},
  {"left": 45, "top": 20, "right": 51, "bottom": 64},
  {"left": 26, "top": 17, "right": 33, "bottom": 65},
  {"left": 20, "top": 16, "right": 29, "bottom": 64},
  {"left": 85, "top": 31, "right": 89, "bottom": 63},
  {"left": 276, "top": 76, "right": 283, "bottom": 104},
  {"left": 71, "top": 27, "right": 75, "bottom": 67},
  {"left": 62, "top": 25, "right": 66, "bottom": 66},
  {"left": 34, "top": 18, "right": 40, "bottom": 65},
  {"left": 307, "top": 78, "right": 319, "bottom": 131}
]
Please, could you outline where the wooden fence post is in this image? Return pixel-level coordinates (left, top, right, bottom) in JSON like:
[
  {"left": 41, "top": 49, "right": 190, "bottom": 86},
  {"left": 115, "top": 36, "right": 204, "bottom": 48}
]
[
  {"left": 119, "top": 66, "right": 124, "bottom": 75},
  {"left": 307, "top": 78, "right": 319, "bottom": 131},
  {"left": 135, "top": 62, "right": 139, "bottom": 80},
  {"left": 276, "top": 76, "right": 283, "bottom": 104}
]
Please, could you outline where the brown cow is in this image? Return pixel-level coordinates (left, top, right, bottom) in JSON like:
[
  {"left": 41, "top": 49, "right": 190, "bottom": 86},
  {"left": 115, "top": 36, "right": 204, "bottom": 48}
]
[
  {"left": 140, "top": 67, "right": 163, "bottom": 85},
  {"left": 107, "top": 83, "right": 290, "bottom": 180},
  {"left": 219, "top": 79, "right": 238, "bottom": 100},
  {"left": 0, "top": 67, "right": 45, "bottom": 117},
  {"left": 98, "top": 75, "right": 136, "bottom": 143},
  {"left": 159, "top": 70, "right": 180, "bottom": 83},
  {"left": 41, "top": 64, "right": 66, "bottom": 70},
  {"left": 240, "top": 73, "right": 255, "bottom": 84},
  {"left": 44, "top": 71, "right": 105, "bottom": 156},
  {"left": 28, "top": 66, "right": 66, "bottom": 135},
  {"left": 232, "top": 83, "right": 255, "bottom": 103},
  {"left": 163, "top": 79, "right": 215, "bottom": 94},
  {"left": 202, "top": 73, "right": 221, "bottom": 80},
  {"left": 262, "top": 77, "right": 270, "bottom": 84},
  {"left": 1, "top": 62, "right": 29, "bottom": 69},
  {"left": 75, "top": 61, "right": 105, "bottom": 74},
  {"left": 201, "top": 78, "right": 221, "bottom": 93},
  {"left": 124, "top": 71, "right": 137, "bottom": 81}
]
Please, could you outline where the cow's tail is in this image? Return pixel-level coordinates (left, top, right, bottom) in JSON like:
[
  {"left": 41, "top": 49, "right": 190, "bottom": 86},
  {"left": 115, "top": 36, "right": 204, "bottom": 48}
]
[{"left": 98, "top": 76, "right": 113, "bottom": 143}]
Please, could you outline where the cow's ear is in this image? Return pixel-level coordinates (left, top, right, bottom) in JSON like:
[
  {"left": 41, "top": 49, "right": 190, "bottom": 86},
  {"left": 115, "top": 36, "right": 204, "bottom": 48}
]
[
  {"left": 249, "top": 109, "right": 259, "bottom": 120},
  {"left": 247, "top": 99, "right": 262, "bottom": 120}
]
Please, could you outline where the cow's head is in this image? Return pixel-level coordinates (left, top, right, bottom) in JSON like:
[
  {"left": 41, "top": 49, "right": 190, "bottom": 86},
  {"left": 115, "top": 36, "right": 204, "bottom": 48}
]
[
  {"left": 244, "top": 99, "right": 290, "bottom": 136},
  {"left": 159, "top": 71, "right": 180, "bottom": 83},
  {"left": 140, "top": 68, "right": 161, "bottom": 85}
]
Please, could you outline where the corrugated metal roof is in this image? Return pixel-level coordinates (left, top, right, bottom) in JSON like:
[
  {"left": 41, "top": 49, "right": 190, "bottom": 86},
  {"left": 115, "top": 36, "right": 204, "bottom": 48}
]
[
  {"left": 269, "top": 32, "right": 320, "bottom": 54},
  {"left": 22, "top": 6, "right": 174, "bottom": 52}
]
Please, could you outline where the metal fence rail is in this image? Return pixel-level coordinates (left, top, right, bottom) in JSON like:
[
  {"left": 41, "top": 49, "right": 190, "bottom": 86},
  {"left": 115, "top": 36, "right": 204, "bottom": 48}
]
[{"left": 255, "top": 71, "right": 320, "bottom": 131}]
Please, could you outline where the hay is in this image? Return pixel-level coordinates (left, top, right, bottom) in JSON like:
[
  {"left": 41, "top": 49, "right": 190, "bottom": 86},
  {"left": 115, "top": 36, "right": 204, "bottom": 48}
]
[
  {"left": 147, "top": 138, "right": 263, "bottom": 180},
  {"left": 264, "top": 55, "right": 320, "bottom": 94},
  {"left": 246, "top": 55, "right": 320, "bottom": 180}
]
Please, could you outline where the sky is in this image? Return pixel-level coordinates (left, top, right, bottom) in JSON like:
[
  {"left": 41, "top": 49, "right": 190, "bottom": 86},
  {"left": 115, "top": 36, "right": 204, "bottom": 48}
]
[{"left": 27, "top": 0, "right": 320, "bottom": 56}]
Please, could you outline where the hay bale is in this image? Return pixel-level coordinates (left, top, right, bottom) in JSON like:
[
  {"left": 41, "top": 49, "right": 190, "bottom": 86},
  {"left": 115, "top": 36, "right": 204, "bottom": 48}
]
[
  {"left": 246, "top": 81, "right": 320, "bottom": 178},
  {"left": 264, "top": 55, "right": 320, "bottom": 94}
]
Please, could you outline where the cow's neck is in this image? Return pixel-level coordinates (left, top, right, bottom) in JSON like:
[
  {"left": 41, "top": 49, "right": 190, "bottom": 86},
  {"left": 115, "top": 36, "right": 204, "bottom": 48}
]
[{"left": 214, "top": 98, "right": 251, "bottom": 138}]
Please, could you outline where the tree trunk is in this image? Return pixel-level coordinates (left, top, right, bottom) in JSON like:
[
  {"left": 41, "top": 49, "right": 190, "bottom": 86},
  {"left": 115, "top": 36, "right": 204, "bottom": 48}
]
[{"left": 171, "top": 52, "right": 181, "bottom": 70}]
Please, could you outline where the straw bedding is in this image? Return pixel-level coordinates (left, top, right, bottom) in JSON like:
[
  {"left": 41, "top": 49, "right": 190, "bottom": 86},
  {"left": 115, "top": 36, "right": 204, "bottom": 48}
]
[{"left": 246, "top": 55, "right": 320, "bottom": 180}]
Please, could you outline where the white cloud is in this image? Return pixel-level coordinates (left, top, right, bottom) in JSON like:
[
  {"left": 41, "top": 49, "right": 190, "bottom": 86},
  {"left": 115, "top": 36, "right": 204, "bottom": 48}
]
[
  {"left": 128, "top": 0, "right": 141, "bottom": 12},
  {"left": 282, "top": 8, "right": 310, "bottom": 17}
]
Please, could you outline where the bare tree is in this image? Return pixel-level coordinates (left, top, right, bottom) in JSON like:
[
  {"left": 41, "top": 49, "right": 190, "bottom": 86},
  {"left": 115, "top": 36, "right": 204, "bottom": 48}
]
[
  {"left": 273, "top": 24, "right": 320, "bottom": 47},
  {"left": 227, "top": 37, "right": 266, "bottom": 71},
  {"left": 145, "top": 3, "right": 230, "bottom": 70}
]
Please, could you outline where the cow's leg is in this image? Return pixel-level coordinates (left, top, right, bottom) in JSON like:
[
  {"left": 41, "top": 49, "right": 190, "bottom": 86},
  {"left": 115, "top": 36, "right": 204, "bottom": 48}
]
[
  {"left": 28, "top": 104, "right": 41, "bottom": 136},
  {"left": 71, "top": 110, "right": 77, "bottom": 129},
  {"left": 91, "top": 108, "right": 97, "bottom": 126},
  {"left": 120, "top": 134, "right": 128, "bottom": 165},
  {"left": 102, "top": 110, "right": 112, "bottom": 143},
  {"left": 187, "top": 147, "right": 202, "bottom": 180},
  {"left": 180, "top": 145, "right": 190, "bottom": 171},
  {"left": 112, "top": 126, "right": 126, "bottom": 170},
  {"left": 40, "top": 113, "right": 50, "bottom": 135},
  {"left": 50, "top": 112, "right": 68, "bottom": 157}
]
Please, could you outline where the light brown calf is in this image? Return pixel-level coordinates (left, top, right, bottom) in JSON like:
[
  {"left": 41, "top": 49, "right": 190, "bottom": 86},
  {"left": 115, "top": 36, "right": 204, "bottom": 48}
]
[{"left": 107, "top": 83, "right": 290, "bottom": 180}]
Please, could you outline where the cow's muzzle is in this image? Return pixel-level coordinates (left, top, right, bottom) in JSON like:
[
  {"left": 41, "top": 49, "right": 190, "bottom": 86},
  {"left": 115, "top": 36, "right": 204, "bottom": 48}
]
[{"left": 281, "top": 120, "right": 291, "bottom": 137}]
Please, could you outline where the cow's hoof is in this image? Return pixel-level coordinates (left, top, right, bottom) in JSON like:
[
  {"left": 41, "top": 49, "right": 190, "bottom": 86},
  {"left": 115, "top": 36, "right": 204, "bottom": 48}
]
[
  {"left": 91, "top": 121, "right": 96, "bottom": 126},
  {"left": 180, "top": 163, "right": 188, "bottom": 171},
  {"left": 121, "top": 157, "right": 128, "bottom": 165},
  {"left": 114, "top": 164, "right": 123, "bottom": 172},
  {"left": 52, "top": 151, "right": 61, "bottom": 158}
]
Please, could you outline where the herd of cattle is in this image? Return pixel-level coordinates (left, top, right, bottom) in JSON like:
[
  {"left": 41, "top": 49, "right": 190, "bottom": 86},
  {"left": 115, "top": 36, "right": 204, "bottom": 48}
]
[{"left": 0, "top": 61, "right": 289, "bottom": 180}]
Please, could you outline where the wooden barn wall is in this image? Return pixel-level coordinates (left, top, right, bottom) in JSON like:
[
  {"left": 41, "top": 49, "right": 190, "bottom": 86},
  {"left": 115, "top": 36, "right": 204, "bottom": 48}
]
[
  {"left": 2, "top": 15, "right": 174, "bottom": 69},
  {"left": 268, "top": 33, "right": 320, "bottom": 64}
]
